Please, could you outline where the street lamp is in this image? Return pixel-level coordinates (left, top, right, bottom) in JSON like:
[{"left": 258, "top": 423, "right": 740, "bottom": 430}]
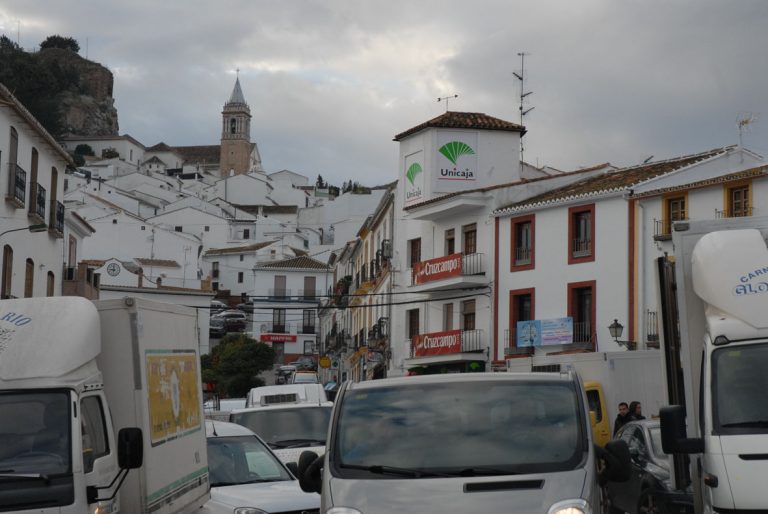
[
  {"left": 607, "top": 319, "right": 636, "bottom": 350},
  {"left": 0, "top": 223, "right": 48, "bottom": 239}
]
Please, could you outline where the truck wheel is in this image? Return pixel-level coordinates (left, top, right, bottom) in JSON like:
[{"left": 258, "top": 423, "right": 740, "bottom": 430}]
[{"left": 637, "top": 489, "right": 659, "bottom": 514}]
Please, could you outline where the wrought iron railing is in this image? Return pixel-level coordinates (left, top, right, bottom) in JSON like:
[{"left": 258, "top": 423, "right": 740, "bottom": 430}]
[
  {"left": 514, "top": 246, "right": 531, "bottom": 265},
  {"left": 29, "top": 183, "right": 46, "bottom": 220},
  {"left": 715, "top": 206, "right": 753, "bottom": 218},
  {"left": 297, "top": 289, "right": 320, "bottom": 300},
  {"left": 646, "top": 310, "right": 659, "bottom": 342},
  {"left": 572, "top": 321, "right": 592, "bottom": 344},
  {"left": 53, "top": 201, "right": 64, "bottom": 234},
  {"left": 266, "top": 323, "right": 292, "bottom": 334},
  {"left": 7, "top": 163, "right": 26, "bottom": 206},
  {"left": 572, "top": 238, "right": 591, "bottom": 258}
]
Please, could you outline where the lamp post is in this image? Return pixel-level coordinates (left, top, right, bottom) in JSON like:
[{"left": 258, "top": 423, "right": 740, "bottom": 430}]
[
  {"left": 607, "top": 319, "right": 636, "bottom": 350},
  {"left": 0, "top": 223, "right": 48, "bottom": 239}
]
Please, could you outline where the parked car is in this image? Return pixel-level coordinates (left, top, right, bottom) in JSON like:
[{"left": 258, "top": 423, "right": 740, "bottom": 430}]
[
  {"left": 210, "top": 299, "right": 227, "bottom": 314},
  {"left": 289, "top": 356, "right": 317, "bottom": 371},
  {"left": 236, "top": 301, "right": 254, "bottom": 313},
  {"left": 291, "top": 371, "right": 319, "bottom": 384},
  {"left": 275, "top": 364, "right": 297, "bottom": 385},
  {"left": 200, "top": 420, "right": 319, "bottom": 514},
  {"left": 213, "top": 310, "right": 247, "bottom": 332},
  {"left": 603, "top": 419, "right": 693, "bottom": 514},
  {"left": 209, "top": 317, "right": 226, "bottom": 338}
]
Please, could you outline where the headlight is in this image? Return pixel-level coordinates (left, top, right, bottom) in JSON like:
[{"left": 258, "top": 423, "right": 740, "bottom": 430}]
[
  {"left": 548, "top": 499, "right": 591, "bottom": 514},
  {"left": 234, "top": 508, "right": 268, "bottom": 514},
  {"left": 326, "top": 508, "right": 363, "bottom": 514}
]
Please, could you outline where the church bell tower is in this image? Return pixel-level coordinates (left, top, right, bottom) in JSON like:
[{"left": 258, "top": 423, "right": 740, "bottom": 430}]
[{"left": 219, "top": 75, "right": 252, "bottom": 177}]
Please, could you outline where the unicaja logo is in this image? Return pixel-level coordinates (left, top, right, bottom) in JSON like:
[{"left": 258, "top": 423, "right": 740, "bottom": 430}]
[
  {"left": 406, "top": 162, "right": 422, "bottom": 185},
  {"left": 439, "top": 141, "right": 476, "bottom": 180}
]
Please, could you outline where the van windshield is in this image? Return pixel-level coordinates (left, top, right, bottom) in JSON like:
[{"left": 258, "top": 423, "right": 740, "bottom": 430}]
[
  {"left": 713, "top": 342, "right": 768, "bottom": 435},
  {"left": 231, "top": 406, "right": 332, "bottom": 448},
  {"left": 333, "top": 380, "right": 585, "bottom": 478}
]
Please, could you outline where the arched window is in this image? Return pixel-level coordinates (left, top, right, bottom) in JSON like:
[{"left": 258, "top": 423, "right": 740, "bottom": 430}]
[
  {"left": 24, "top": 258, "right": 34, "bottom": 297},
  {"left": 1, "top": 245, "right": 12, "bottom": 298},
  {"left": 47, "top": 271, "right": 55, "bottom": 296},
  {"left": 230, "top": 118, "right": 237, "bottom": 134}
]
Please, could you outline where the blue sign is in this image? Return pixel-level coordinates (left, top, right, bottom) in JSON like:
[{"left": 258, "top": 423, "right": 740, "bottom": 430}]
[{"left": 517, "top": 317, "right": 573, "bottom": 347}]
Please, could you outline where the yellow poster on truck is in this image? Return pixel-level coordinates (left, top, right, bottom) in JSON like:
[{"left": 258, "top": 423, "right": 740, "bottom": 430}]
[{"left": 146, "top": 350, "right": 201, "bottom": 447}]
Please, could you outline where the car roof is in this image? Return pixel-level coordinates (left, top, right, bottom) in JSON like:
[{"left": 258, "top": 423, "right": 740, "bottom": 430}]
[
  {"left": 205, "top": 419, "right": 258, "bottom": 437},
  {"left": 624, "top": 419, "right": 661, "bottom": 429},
  {"left": 344, "top": 371, "right": 575, "bottom": 391},
  {"left": 231, "top": 402, "right": 333, "bottom": 415}
]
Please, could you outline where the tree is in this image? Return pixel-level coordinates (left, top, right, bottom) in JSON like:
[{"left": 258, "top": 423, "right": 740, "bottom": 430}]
[
  {"left": 71, "top": 153, "right": 85, "bottom": 167},
  {"left": 316, "top": 174, "right": 326, "bottom": 189},
  {"left": 74, "top": 144, "right": 94, "bottom": 156},
  {"left": 201, "top": 333, "right": 275, "bottom": 397},
  {"left": 101, "top": 148, "right": 119, "bottom": 159},
  {"left": 40, "top": 35, "right": 80, "bottom": 53}
]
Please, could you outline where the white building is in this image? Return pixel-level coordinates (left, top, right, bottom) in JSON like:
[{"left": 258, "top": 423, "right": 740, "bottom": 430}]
[
  {"left": 59, "top": 134, "right": 146, "bottom": 168},
  {"left": 0, "top": 83, "right": 71, "bottom": 298}
]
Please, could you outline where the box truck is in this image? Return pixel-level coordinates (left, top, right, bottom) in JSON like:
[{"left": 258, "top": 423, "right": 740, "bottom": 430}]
[
  {"left": 0, "top": 296, "right": 209, "bottom": 514},
  {"left": 506, "top": 351, "right": 664, "bottom": 446},
  {"left": 657, "top": 217, "right": 768, "bottom": 512}
]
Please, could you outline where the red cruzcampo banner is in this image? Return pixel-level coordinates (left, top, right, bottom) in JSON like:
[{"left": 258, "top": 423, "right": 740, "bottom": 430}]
[
  {"left": 412, "top": 329, "right": 462, "bottom": 357},
  {"left": 412, "top": 253, "right": 462, "bottom": 284},
  {"left": 260, "top": 334, "right": 297, "bottom": 343}
]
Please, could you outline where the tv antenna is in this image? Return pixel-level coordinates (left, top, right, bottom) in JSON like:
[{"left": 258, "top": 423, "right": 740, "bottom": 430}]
[
  {"left": 437, "top": 94, "right": 458, "bottom": 112},
  {"left": 736, "top": 113, "right": 757, "bottom": 148},
  {"left": 513, "top": 52, "right": 534, "bottom": 168}
]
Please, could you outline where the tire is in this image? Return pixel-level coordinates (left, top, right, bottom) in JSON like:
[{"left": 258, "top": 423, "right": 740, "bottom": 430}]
[
  {"left": 637, "top": 489, "right": 660, "bottom": 514},
  {"left": 600, "top": 486, "right": 624, "bottom": 514}
]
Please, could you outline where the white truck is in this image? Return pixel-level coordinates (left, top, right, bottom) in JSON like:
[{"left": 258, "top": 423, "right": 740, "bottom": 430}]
[
  {"left": 657, "top": 217, "right": 768, "bottom": 512},
  {"left": 506, "top": 351, "right": 664, "bottom": 446},
  {"left": 0, "top": 296, "right": 209, "bottom": 514}
]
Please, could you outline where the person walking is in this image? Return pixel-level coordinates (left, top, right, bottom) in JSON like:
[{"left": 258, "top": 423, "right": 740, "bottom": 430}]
[
  {"left": 613, "top": 402, "right": 632, "bottom": 435},
  {"left": 629, "top": 401, "right": 646, "bottom": 421}
]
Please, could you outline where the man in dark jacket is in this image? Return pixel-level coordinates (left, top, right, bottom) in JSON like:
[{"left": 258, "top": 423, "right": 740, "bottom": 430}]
[{"left": 613, "top": 402, "right": 632, "bottom": 435}]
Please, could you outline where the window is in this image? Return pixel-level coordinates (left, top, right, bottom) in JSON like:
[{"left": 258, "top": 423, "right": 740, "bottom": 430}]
[
  {"left": 462, "top": 223, "right": 477, "bottom": 255},
  {"left": 29, "top": 148, "right": 39, "bottom": 216},
  {"left": 461, "top": 300, "right": 476, "bottom": 331},
  {"left": 141, "top": 225, "right": 146, "bottom": 230},
  {"left": 407, "top": 309, "right": 420, "bottom": 339},
  {"left": 243, "top": 228, "right": 250, "bottom": 239},
  {"left": 303, "top": 309, "right": 315, "bottom": 333},
  {"left": 237, "top": 272, "right": 244, "bottom": 283},
  {"left": 509, "top": 289, "right": 535, "bottom": 347},
  {"left": 304, "top": 341, "right": 315, "bottom": 355},
  {"left": 658, "top": 195, "right": 687, "bottom": 236},
  {"left": 568, "top": 281, "right": 596, "bottom": 348},
  {"left": 47, "top": 271, "right": 55, "bottom": 296},
  {"left": 725, "top": 184, "right": 751, "bottom": 217},
  {"left": 80, "top": 396, "right": 109, "bottom": 473},
  {"left": 211, "top": 262, "right": 219, "bottom": 279},
  {"left": 24, "top": 258, "right": 34, "bottom": 297},
  {"left": 212, "top": 282, "right": 219, "bottom": 291},
  {"left": 273, "top": 275, "right": 287, "bottom": 298},
  {"left": 239, "top": 254, "right": 244, "bottom": 262},
  {"left": 568, "top": 204, "right": 595, "bottom": 264},
  {"left": 204, "top": 226, "right": 210, "bottom": 232},
  {"left": 445, "top": 229, "right": 455, "bottom": 255},
  {"left": 442, "top": 303, "right": 454, "bottom": 331},
  {"left": 49, "top": 167, "right": 58, "bottom": 228},
  {"left": 510, "top": 215, "right": 535, "bottom": 271},
  {"left": 303, "top": 276, "right": 316, "bottom": 299},
  {"left": 230, "top": 118, "right": 237, "bottom": 134},
  {"left": 2, "top": 245, "right": 12, "bottom": 298},
  {"left": 408, "top": 238, "right": 421, "bottom": 268},
  {"left": 273, "top": 308, "right": 286, "bottom": 332},
  {"left": 175, "top": 226, "right": 183, "bottom": 232}
]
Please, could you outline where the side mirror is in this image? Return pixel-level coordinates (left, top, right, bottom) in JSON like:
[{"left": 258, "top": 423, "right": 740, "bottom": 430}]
[
  {"left": 660, "top": 405, "right": 704, "bottom": 454},
  {"left": 117, "top": 427, "right": 143, "bottom": 469},
  {"left": 297, "top": 450, "right": 322, "bottom": 494},
  {"left": 285, "top": 461, "right": 299, "bottom": 477},
  {"left": 597, "top": 440, "right": 631, "bottom": 484}
]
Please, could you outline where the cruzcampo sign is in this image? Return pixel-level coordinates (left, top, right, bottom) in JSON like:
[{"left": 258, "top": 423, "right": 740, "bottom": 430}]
[
  {"left": 434, "top": 130, "right": 478, "bottom": 193},
  {"left": 412, "top": 253, "right": 463, "bottom": 284},
  {"left": 412, "top": 329, "right": 462, "bottom": 357}
]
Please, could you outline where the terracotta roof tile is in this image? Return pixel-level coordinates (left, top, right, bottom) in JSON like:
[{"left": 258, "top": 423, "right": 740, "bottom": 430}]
[
  {"left": 134, "top": 258, "right": 181, "bottom": 268},
  {"left": 495, "top": 146, "right": 734, "bottom": 214},
  {"left": 394, "top": 111, "right": 525, "bottom": 141},
  {"left": 172, "top": 145, "right": 220, "bottom": 165},
  {"left": 146, "top": 142, "right": 173, "bottom": 152},
  {"left": 204, "top": 241, "right": 276, "bottom": 256},
  {"left": 632, "top": 163, "right": 768, "bottom": 199},
  {"left": 255, "top": 255, "right": 330, "bottom": 270}
]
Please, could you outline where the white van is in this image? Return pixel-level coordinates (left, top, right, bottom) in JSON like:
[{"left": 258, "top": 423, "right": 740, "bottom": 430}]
[
  {"left": 231, "top": 384, "right": 333, "bottom": 464},
  {"left": 297, "top": 372, "right": 630, "bottom": 514}
]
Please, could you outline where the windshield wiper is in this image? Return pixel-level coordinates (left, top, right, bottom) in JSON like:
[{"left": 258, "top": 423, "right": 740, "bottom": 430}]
[
  {"left": 447, "top": 467, "right": 518, "bottom": 477},
  {"left": 721, "top": 420, "right": 768, "bottom": 428},
  {"left": 271, "top": 438, "right": 326, "bottom": 448},
  {"left": 0, "top": 472, "right": 50, "bottom": 481},
  {"left": 339, "top": 463, "right": 451, "bottom": 478}
]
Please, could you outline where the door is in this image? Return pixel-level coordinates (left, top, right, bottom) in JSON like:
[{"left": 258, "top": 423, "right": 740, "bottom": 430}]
[
  {"left": 272, "top": 342, "right": 285, "bottom": 364},
  {"left": 584, "top": 381, "right": 610, "bottom": 447}
]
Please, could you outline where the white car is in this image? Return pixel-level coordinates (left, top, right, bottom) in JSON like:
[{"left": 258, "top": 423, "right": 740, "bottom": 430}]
[{"left": 201, "top": 420, "right": 319, "bottom": 514}]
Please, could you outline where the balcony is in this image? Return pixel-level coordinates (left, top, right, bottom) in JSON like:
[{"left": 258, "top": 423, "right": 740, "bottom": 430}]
[
  {"left": 503, "top": 328, "right": 534, "bottom": 357},
  {"left": 572, "top": 321, "right": 593, "bottom": 346},
  {"left": 716, "top": 206, "right": 753, "bottom": 219},
  {"left": 297, "top": 289, "right": 321, "bottom": 302},
  {"left": 571, "top": 237, "right": 591, "bottom": 258},
  {"left": 6, "top": 163, "right": 26, "bottom": 208},
  {"left": 268, "top": 288, "right": 292, "bottom": 300},
  {"left": 266, "top": 322, "right": 292, "bottom": 334},
  {"left": 28, "top": 183, "right": 46, "bottom": 223},
  {"left": 405, "top": 192, "right": 489, "bottom": 221},
  {"left": 407, "top": 329, "right": 485, "bottom": 359},
  {"left": 408, "top": 253, "right": 486, "bottom": 292},
  {"left": 514, "top": 246, "right": 531, "bottom": 266},
  {"left": 645, "top": 310, "right": 659, "bottom": 348},
  {"left": 49, "top": 201, "right": 64, "bottom": 238},
  {"left": 653, "top": 218, "right": 688, "bottom": 241},
  {"left": 298, "top": 324, "right": 316, "bottom": 335}
]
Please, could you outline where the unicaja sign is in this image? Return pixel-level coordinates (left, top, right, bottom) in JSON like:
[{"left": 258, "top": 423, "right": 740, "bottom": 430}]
[{"left": 438, "top": 141, "right": 476, "bottom": 181}]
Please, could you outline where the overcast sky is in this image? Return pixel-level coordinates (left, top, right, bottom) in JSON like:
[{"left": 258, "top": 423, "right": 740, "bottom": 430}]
[{"left": 2, "top": 0, "right": 767, "bottom": 185}]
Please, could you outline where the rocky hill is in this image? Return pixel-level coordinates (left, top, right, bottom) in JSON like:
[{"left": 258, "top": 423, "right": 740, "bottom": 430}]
[{"left": 0, "top": 36, "right": 119, "bottom": 137}]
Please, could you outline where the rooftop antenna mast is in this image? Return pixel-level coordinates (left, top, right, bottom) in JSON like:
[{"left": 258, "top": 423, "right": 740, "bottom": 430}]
[
  {"left": 513, "top": 52, "right": 534, "bottom": 169},
  {"left": 737, "top": 112, "right": 757, "bottom": 148},
  {"left": 437, "top": 94, "right": 458, "bottom": 112}
]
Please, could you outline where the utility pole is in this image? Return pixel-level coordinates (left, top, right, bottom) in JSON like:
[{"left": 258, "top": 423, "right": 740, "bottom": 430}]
[{"left": 513, "top": 52, "right": 534, "bottom": 172}]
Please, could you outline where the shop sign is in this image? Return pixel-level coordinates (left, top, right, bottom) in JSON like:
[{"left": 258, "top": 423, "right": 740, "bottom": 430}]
[
  {"left": 517, "top": 317, "right": 573, "bottom": 347},
  {"left": 412, "top": 253, "right": 462, "bottom": 284},
  {"left": 412, "top": 329, "right": 462, "bottom": 357},
  {"left": 260, "top": 333, "right": 297, "bottom": 343}
]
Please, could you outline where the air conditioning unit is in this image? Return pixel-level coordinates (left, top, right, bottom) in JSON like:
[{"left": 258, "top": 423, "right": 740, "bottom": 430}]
[{"left": 381, "top": 239, "right": 392, "bottom": 259}]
